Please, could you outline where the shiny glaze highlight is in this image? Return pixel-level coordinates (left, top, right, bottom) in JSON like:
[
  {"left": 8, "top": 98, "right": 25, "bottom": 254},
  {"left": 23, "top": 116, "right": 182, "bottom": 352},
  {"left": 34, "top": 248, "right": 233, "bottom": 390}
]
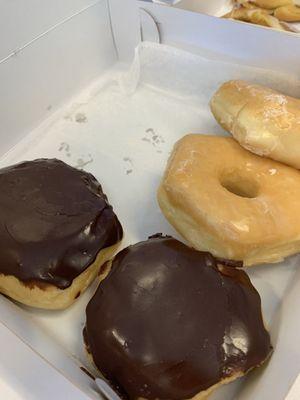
[
  {"left": 0, "top": 159, "right": 123, "bottom": 288},
  {"left": 85, "top": 235, "right": 272, "bottom": 400}
]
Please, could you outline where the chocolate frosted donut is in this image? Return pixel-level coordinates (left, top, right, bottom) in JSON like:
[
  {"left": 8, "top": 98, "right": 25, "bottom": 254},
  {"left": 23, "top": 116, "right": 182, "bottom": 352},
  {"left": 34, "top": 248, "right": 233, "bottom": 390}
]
[
  {"left": 0, "top": 158, "right": 123, "bottom": 309},
  {"left": 85, "top": 235, "right": 272, "bottom": 400}
]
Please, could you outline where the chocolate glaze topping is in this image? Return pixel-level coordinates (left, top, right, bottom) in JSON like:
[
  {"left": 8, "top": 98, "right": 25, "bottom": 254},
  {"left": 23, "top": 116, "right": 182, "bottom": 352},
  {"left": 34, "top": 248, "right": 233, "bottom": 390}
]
[
  {"left": 0, "top": 159, "right": 123, "bottom": 289},
  {"left": 85, "top": 235, "right": 272, "bottom": 400},
  {"left": 216, "top": 257, "right": 244, "bottom": 268}
]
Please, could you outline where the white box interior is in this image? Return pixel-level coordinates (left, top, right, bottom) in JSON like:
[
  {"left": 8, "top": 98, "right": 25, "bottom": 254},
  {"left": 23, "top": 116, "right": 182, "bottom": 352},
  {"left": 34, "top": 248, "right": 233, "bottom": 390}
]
[{"left": 0, "top": 1, "right": 299, "bottom": 399}]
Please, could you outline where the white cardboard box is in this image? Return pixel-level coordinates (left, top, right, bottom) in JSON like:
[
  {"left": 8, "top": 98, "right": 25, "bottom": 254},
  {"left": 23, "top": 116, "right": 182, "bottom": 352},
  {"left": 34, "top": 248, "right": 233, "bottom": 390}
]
[
  {"left": 0, "top": 1, "right": 299, "bottom": 399},
  {"left": 150, "top": 0, "right": 300, "bottom": 31}
]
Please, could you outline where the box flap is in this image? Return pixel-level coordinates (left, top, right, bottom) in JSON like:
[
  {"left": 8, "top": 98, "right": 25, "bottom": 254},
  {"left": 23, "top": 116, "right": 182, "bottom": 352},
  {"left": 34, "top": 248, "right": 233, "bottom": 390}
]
[
  {"left": 109, "top": 0, "right": 141, "bottom": 62},
  {"left": 138, "top": 1, "right": 300, "bottom": 75}
]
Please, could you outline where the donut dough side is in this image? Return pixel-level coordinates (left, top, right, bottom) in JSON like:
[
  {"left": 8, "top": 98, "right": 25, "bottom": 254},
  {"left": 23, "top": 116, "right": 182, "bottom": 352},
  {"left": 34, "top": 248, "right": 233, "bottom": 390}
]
[{"left": 0, "top": 242, "right": 120, "bottom": 310}]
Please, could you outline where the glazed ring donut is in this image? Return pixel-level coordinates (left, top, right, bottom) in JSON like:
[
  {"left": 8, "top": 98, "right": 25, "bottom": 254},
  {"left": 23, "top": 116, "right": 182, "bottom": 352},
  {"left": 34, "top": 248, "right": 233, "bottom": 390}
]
[
  {"left": 210, "top": 80, "right": 300, "bottom": 169},
  {"left": 84, "top": 235, "right": 272, "bottom": 400},
  {"left": 0, "top": 159, "right": 123, "bottom": 309},
  {"left": 274, "top": 4, "right": 300, "bottom": 21},
  {"left": 158, "top": 134, "right": 300, "bottom": 266}
]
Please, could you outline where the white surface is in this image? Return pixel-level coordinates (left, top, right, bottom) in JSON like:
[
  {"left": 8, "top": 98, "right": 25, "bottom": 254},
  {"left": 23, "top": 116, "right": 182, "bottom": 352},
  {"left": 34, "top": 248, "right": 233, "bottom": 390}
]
[
  {"left": 140, "top": 8, "right": 161, "bottom": 43},
  {"left": 285, "top": 374, "right": 300, "bottom": 400},
  {"left": 236, "top": 266, "right": 300, "bottom": 400},
  {"left": 0, "top": 0, "right": 117, "bottom": 157},
  {"left": 139, "top": 1, "right": 300, "bottom": 73},
  {"left": 0, "top": 42, "right": 300, "bottom": 399},
  {"left": 0, "top": 322, "right": 91, "bottom": 400},
  {"left": 109, "top": 0, "right": 141, "bottom": 62},
  {"left": 0, "top": 294, "right": 102, "bottom": 400},
  {"left": 0, "top": 0, "right": 101, "bottom": 61},
  {"left": 174, "top": 0, "right": 231, "bottom": 16}
]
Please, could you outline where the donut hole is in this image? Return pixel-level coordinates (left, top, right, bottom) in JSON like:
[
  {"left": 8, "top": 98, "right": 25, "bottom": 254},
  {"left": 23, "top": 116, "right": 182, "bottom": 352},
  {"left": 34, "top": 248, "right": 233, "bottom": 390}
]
[{"left": 220, "top": 172, "right": 259, "bottom": 199}]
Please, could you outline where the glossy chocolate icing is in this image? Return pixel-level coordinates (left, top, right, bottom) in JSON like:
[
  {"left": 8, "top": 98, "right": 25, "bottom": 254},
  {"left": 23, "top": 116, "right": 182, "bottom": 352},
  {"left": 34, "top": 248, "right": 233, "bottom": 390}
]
[
  {"left": 85, "top": 235, "right": 272, "bottom": 400},
  {"left": 0, "top": 159, "right": 123, "bottom": 289}
]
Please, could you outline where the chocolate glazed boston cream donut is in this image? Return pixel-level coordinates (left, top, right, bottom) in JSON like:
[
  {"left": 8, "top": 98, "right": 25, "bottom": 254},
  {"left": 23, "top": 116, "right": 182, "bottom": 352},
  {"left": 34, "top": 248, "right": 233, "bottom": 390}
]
[
  {"left": 0, "top": 159, "right": 123, "bottom": 309},
  {"left": 84, "top": 235, "right": 272, "bottom": 400}
]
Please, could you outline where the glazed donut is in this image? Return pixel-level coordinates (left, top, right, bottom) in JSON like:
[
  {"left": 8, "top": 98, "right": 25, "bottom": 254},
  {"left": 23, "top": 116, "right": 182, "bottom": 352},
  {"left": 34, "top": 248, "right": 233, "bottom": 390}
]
[
  {"left": 84, "top": 235, "right": 272, "bottom": 400},
  {"left": 210, "top": 80, "right": 300, "bottom": 169},
  {"left": 0, "top": 159, "right": 123, "bottom": 309},
  {"left": 250, "top": 0, "right": 292, "bottom": 9},
  {"left": 274, "top": 4, "right": 300, "bottom": 21},
  {"left": 234, "top": 0, "right": 259, "bottom": 9},
  {"left": 158, "top": 135, "right": 300, "bottom": 266},
  {"left": 224, "top": 7, "right": 287, "bottom": 30}
]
